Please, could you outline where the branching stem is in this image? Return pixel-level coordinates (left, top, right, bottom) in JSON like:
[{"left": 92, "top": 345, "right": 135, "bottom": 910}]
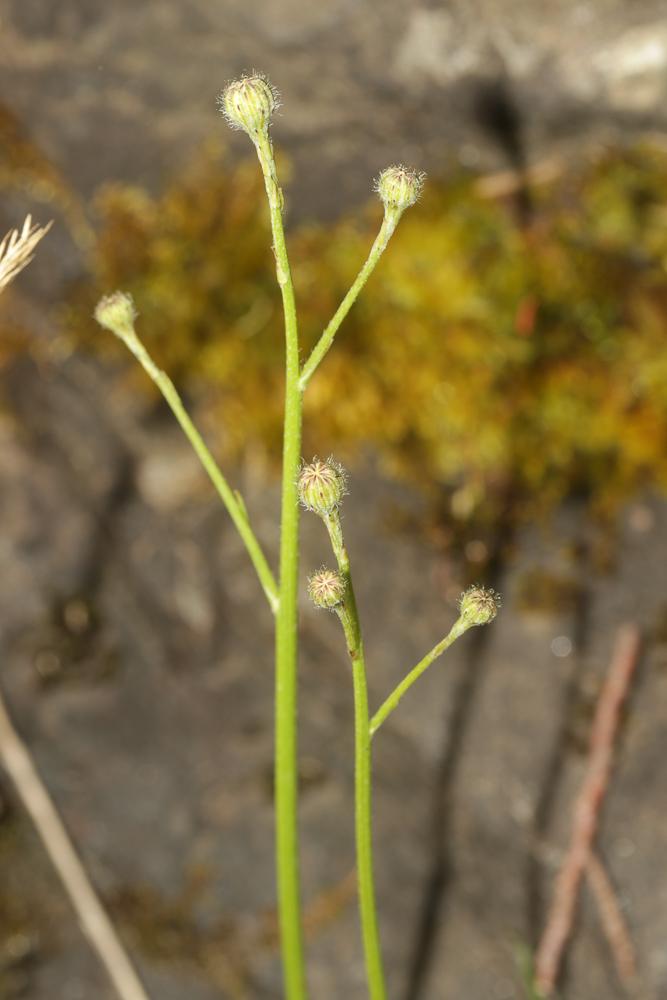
[
  {"left": 370, "top": 620, "right": 469, "bottom": 736},
  {"left": 115, "top": 335, "right": 279, "bottom": 613},
  {"left": 324, "top": 513, "right": 387, "bottom": 1000}
]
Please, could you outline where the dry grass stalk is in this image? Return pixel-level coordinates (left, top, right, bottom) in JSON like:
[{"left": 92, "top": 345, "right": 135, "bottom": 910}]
[{"left": 0, "top": 691, "right": 150, "bottom": 1000}]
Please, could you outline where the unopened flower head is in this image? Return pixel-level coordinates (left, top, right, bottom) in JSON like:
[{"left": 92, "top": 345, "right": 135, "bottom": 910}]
[
  {"left": 219, "top": 74, "right": 278, "bottom": 137},
  {"left": 298, "top": 458, "right": 347, "bottom": 516},
  {"left": 94, "top": 291, "right": 137, "bottom": 340},
  {"left": 375, "top": 165, "right": 425, "bottom": 215},
  {"left": 458, "top": 585, "right": 501, "bottom": 628},
  {"left": 308, "top": 568, "right": 346, "bottom": 611}
]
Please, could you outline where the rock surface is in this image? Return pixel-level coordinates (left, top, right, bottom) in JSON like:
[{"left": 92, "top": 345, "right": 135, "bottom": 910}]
[
  {"left": 0, "top": 351, "right": 666, "bottom": 999},
  {"left": 1, "top": 2, "right": 667, "bottom": 998}
]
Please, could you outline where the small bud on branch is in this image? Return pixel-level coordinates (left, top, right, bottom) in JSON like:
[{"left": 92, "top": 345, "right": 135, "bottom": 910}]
[
  {"left": 94, "top": 291, "right": 138, "bottom": 341},
  {"left": 375, "top": 165, "right": 425, "bottom": 215},
  {"left": 219, "top": 74, "right": 278, "bottom": 138},
  {"left": 458, "top": 585, "right": 501, "bottom": 628},
  {"left": 308, "top": 569, "right": 346, "bottom": 611},
  {"left": 298, "top": 458, "right": 347, "bottom": 517}
]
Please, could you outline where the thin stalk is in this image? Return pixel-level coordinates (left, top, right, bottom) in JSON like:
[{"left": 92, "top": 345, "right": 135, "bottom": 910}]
[
  {"left": 113, "top": 335, "right": 279, "bottom": 613},
  {"left": 370, "top": 620, "right": 469, "bottom": 736},
  {"left": 299, "top": 213, "right": 398, "bottom": 390},
  {"left": 325, "top": 514, "right": 387, "bottom": 1000},
  {"left": 254, "top": 130, "right": 308, "bottom": 1000}
]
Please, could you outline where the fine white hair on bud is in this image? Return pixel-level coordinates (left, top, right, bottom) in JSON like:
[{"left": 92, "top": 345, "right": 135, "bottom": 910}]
[
  {"left": 308, "top": 568, "right": 346, "bottom": 611},
  {"left": 218, "top": 74, "right": 278, "bottom": 138},
  {"left": 458, "top": 585, "right": 501, "bottom": 627},
  {"left": 375, "top": 164, "right": 425, "bottom": 214},
  {"left": 94, "top": 291, "right": 137, "bottom": 339},
  {"left": 298, "top": 458, "right": 347, "bottom": 517}
]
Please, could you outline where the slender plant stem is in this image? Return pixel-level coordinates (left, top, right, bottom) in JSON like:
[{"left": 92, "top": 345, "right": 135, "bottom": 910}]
[
  {"left": 254, "top": 130, "right": 308, "bottom": 1000},
  {"left": 299, "top": 213, "right": 397, "bottom": 390},
  {"left": 325, "top": 514, "right": 387, "bottom": 1000},
  {"left": 114, "top": 336, "right": 279, "bottom": 613},
  {"left": 370, "top": 620, "right": 468, "bottom": 736}
]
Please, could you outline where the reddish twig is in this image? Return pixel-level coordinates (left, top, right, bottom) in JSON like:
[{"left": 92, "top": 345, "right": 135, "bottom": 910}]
[
  {"left": 586, "top": 852, "right": 638, "bottom": 987},
  {"left": 534, "top": 624, "right": 642, "bottom": 996}
]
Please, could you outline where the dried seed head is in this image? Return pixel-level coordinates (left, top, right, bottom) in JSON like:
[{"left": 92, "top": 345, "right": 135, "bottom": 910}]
[
  {"left": 0, "top": 215, "right": 52, "bottom": 294},
  {"left": 458, "top": 585, "right": 501, "bottom": 627},
  {"left": 308, "top": 569, "right": 346, "bottom": 611},
  {"left": 94, "top": 291, "right": 137, "bottom": 339},
  {"left": 219, "top": 74, "right": 278, "bottom": 137},
  {"left": 298, "top": 458, "right": 347, "bottom": 516},
  {"left": 375, "top": 165, "right": 425, "bottom": 214}
]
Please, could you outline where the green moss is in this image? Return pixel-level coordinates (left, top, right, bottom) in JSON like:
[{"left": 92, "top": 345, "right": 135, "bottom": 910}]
[
  {"left": 55, "top": 140, "right": 667, "bottom": 531},
  {"left": 515, "top": 568, "right": 583, "bottom": 616}
]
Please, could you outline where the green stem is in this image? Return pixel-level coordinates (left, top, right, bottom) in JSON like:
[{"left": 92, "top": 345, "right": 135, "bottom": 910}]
[
  {"left": 299, "top": 212, "right": 398, "bottom": 390},
  {"left": 116, "top": 335, "right": 279, "bottom": 612},
  {"left": 325, "top": 515, "right": 387, "bottom": 1000},
  {"left": 337, "top": 605, "right": 387, "bottom": 1000},
  {"left": 254, "top": 130, "right": 308, "bottom": 1000},
  {"left": 370, "top": 619, "right": 469, "bottom": 736}
]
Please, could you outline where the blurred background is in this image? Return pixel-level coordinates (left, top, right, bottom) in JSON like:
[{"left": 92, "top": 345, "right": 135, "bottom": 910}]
[{"left": 1, "top": 0, "right": 666, "bottom": 997}]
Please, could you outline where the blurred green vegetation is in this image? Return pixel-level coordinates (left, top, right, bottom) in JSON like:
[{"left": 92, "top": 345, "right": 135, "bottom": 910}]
[{"left": 9, "top": 130, "right": 667, "bottom": 542}]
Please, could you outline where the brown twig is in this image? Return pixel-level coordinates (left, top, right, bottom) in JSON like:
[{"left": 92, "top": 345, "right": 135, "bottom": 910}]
[
  {"left": 586, "top": 852, "right": 638, "bottom": 987},
  {"left": 0, "top": 689, "right": 150, "bottom": 1000},
  {"left": 534, "top": 624, "right": 642, "bottom": 996}
]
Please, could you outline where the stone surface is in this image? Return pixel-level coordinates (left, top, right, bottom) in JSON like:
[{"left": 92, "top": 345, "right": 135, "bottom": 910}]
[
  {"left": 0, "top": 351, "right": 666, "bottom": 998},
  {"left": 1, "top": 0, "right": 667, "bottom": 235},
  {"left": 1, "top": 2, "right": 667, "bottom": 997}
]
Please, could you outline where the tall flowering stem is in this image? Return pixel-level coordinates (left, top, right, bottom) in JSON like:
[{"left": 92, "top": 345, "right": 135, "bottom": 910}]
[
  {"left": 226, "top": 77, "right": 309, "bottom": 999},
  {"left": 253, "top": 130, "right": 308, "bottom": 1000},
  {"left": 98, "top": 75, "right": 431, "bottom": 999}
]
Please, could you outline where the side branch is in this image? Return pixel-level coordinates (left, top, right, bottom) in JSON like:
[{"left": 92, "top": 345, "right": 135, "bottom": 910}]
[
  {"left": 94, "top": 295, "right": 279, "bottom": 614},
  {"left": 370, "top": 621, "right": 467, "bottom": 736},
  {"left": 299, "top": 215, "right": 396, "bottom": 390},
  {"left": 370, "top": 587, "right": 499, "bottom": 736}
]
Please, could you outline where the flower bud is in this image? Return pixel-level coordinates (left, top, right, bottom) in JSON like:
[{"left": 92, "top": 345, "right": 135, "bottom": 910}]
[
  {"left": 298, "top": 458, "right": 347, "bottom": 516},
  {"left": 219, "top": 75, "right": 277, "bottom": 137},
  {"left": 458, "top": 585, "right": 500, "bottom": 627},
  {"left": 308, "top": 569, "right": 346, "bottom": 611},
  {"left": 94, "top": 291, "right": 137, "bottom": 339},
  {"left": 375, "top": 165, "right": 425, "bottom": 214}
]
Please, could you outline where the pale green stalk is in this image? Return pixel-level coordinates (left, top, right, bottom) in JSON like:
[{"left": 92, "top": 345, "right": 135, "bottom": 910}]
[
  {"left": 299, "top": 212, "right": 399, "bottom": 390},
  {"left": 370, "top": 619, "right": 470, "bottom": 736},
  {"left": 253, "top": 130, "right": 308, "bottom": 1000},
  {"left": 111, "top": 330, "right": 279, "bottom": 612},
  {"left": 325, "top": 513, "right": 387, "bottom": 1000}
]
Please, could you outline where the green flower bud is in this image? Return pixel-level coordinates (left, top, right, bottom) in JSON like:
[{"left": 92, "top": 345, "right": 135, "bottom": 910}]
[
  {"left": 219, "top": 74, "right": 278, "bottom": 137},
  {"left": 308, "top": 569, "right": 346, "bottom": 611},
  {"left": 375, "top": 165, "right": 425, "bottom": 214},
  {"left": 458, "top": 585, "right": 501, "bottom": 627},
  {"left": 298, "top": 458, "right": 347, "bottom": 516},
  {"left": 94, "top": 291, "right": 137, "bottom": 339}
]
